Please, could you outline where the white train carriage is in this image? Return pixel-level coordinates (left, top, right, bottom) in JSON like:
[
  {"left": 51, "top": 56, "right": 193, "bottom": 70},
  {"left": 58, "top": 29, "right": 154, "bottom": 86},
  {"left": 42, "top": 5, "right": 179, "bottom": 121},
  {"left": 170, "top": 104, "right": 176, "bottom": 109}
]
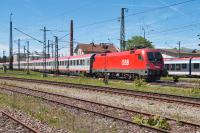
[
  {"left": 67, "top": 54, "right": 94, "bottom": 74},
  {"left": 164, "top": 57, "right": 200, "bottom": 76},
  {"left": 191, "top": 57, "right": 200, "bottom": 76},
  {"left": 164, "top": 58, "right": 190, "bottom": 75},
  {"left": 11, "top": 54, "right": 94, "bottom": 75}
]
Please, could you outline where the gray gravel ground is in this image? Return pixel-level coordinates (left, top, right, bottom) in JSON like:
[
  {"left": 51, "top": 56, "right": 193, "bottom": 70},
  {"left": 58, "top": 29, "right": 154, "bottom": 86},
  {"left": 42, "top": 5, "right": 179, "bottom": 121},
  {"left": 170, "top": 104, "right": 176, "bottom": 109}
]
[
  {"left": 0, "top": 107, "right": 69, "bottom": 133},
  {"left": 0, "top": 112, "right": 30, "bottom": 133},
  {"left": 0, "top": 79, "right": 200, "bottom": 133},
  {"left": 2, "top": 85, "right": 200, "bottom": 133}
]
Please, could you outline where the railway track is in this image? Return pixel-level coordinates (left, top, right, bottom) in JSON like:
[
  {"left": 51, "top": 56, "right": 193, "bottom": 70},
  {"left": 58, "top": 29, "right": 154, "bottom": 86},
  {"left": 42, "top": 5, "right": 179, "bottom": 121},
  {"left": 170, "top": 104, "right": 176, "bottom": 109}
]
[
  {"left": 0, "top": 84, "right": 169, "bottom": 133},
  {"left": 0, "top": 110, "right": 39, "bottom": 133},
  {"left": 150, "top": 80, "right": 200, "bottom": 89},
  {"left": 1, "top": 85, "right": 200, "bottom": 133},
  {"left": 0, "top": 76, "right": 199, "bottom": 107}
]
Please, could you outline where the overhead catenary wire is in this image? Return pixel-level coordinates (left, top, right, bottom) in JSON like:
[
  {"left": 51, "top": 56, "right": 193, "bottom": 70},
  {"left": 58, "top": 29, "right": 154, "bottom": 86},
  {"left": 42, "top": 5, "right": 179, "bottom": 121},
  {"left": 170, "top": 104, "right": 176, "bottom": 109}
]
[
  {"left": 75, "top": 0, "right": 196, "bottom": 29},
  {"left": 14, "top": 28, "right": 43, "bottom": 44},
  {"left": 58, "top": 0, "right": 196, "bottom": 41}
]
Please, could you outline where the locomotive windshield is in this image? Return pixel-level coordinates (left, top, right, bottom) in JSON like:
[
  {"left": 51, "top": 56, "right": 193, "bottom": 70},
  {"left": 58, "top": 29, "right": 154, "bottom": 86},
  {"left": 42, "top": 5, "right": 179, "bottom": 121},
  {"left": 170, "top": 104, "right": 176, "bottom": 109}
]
[{"left": 147, "top": 52, "right": 162, "bottom": 62}]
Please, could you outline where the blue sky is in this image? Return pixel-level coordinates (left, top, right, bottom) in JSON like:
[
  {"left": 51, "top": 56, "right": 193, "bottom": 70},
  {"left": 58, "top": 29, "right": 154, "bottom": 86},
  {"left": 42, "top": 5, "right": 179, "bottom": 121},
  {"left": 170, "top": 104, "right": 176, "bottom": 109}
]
[{"left": 0, "top": 0, "right": 200, "bottom": 56}]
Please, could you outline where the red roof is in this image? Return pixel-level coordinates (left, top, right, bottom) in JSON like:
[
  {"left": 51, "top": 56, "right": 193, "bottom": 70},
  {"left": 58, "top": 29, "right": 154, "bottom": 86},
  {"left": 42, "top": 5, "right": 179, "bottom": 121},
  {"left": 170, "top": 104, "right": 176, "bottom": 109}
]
[{"left": 74, "top": 43, "right": 119, "bottom": 54}]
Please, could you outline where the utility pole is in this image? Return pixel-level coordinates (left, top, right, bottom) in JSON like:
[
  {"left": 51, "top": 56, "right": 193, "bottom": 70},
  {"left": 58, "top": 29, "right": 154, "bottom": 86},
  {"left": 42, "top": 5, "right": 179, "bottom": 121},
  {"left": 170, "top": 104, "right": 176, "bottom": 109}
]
[
  {"left": 9, "top": 13, "right": 13, "bottom": 70},
  {"left": 40, "top": 27, "right": 50, "bottom": 77},
  {"left": 51, "top": 42, "right": 54, "bottom": 58},
  {"left": 120, "top": 8, "right": 127, "bottom": 52},
  {"left": 54, "top": 36, "right": 59, "bottom": 74},
  {"left": 177, "top": 41, "right": 181, "bottom": 58},
  {"left": 47, "top": 40, "right": 50, "bottom": 58},
  {"left": 3, "top": 50, "right": 6, "bottom": 72},
  {"left": 24, "top": 45, "right": 26, "bottom": 63},
  {"left": 142, "top": 27, "right": 146, "bottom": 39},
  {"left": 197, "top": 34, "right": 200, "bottom": 48},
  {"left": 70, "top": 19, "right": 74, "bottom": 56},
  {"left": 18, "top": 39, "right": 20, "bottom": 70},
  {"left": 26, "top": 41, "right": 30, "bottom": 74}
]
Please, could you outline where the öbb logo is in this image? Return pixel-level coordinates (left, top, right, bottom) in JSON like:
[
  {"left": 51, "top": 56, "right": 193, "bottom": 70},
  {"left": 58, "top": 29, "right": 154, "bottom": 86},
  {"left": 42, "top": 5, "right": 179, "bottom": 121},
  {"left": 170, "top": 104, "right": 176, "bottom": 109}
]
[{"left": 121, "top": 59, "right": 129, "bottom": 66}]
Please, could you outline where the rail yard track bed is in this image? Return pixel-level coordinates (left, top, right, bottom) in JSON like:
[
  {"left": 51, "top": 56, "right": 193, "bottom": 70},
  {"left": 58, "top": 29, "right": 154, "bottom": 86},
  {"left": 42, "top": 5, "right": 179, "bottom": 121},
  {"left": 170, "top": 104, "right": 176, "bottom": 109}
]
[
  {"left": 0, "top": 71, "right": 200, "bottom": 99},
  {"left": 0, "top": 90, "right": 169, "bottom": 133},
  {"left": 0, "top": 78, "right": 200, "bottom": 132},
  {"left": 150, "top": 80, "right": 200, "bottom": 89},
  {"left": 0, "top": 108, "right": 52, "bottom": 133}
]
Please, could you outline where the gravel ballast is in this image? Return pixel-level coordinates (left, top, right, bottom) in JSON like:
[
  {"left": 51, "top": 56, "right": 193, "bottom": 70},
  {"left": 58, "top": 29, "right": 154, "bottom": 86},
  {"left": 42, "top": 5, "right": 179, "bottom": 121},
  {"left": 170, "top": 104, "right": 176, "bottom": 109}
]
[{"left": 0, "top": 79, "right": 200, "bottom": 132}]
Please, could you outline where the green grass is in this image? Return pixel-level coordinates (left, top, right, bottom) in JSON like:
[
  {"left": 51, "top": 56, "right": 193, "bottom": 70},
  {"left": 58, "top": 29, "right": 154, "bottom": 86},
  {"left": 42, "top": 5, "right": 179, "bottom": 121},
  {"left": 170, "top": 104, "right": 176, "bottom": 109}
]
[
  {"left": 0, "top": 70, "right": 200, "bottom": 98},
  {"left": 161, "top": 76, "right": 200, "bottom": 83},
  {"left": 0, "top": 92, "right": 118, "bottom": 133}
]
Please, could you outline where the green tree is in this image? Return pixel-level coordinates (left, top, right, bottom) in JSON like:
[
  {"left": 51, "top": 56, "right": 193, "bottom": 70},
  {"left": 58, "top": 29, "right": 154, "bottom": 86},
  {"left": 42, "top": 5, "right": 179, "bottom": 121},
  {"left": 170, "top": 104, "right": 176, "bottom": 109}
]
[{"left": 125, "top": 36, "right": 154, "bottom": 50}]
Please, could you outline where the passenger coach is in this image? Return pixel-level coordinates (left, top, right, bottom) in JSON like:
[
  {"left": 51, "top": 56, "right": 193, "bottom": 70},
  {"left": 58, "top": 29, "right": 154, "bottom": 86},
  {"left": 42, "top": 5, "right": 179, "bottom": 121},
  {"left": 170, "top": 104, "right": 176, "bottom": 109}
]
[{"left": 164, "top": 57, "right": 200, "bottom": 76}]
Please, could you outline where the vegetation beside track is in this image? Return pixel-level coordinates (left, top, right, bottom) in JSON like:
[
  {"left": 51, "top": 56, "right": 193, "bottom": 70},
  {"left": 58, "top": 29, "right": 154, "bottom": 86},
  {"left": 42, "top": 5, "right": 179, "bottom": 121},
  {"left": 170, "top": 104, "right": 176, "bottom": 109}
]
[
  {"left": 161, "top": 76, "right": 200, "bottom": 83},
  {"left": 0, "top": 92, "right": 118, "bottom": 132},
  {"left": 0, "top": 70, "right": 200, "bottom": 98}
]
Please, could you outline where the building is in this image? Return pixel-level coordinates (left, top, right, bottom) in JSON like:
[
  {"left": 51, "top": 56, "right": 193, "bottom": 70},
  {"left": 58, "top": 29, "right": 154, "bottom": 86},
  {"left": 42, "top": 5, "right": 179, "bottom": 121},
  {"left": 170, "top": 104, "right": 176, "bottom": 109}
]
[
  {"left": 159, "top": 48, "right": 200, "bottom": 58},
  {"left": 74, "top": 43, "right": 119, "bottom": 55}
]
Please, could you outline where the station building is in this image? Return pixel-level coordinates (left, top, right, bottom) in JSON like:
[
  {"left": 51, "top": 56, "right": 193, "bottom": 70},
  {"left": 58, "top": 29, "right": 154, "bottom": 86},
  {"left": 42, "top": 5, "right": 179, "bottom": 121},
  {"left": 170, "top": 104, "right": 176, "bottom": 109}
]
[{"left": 74, "top": 42, "right": 119, "bottom": 55}]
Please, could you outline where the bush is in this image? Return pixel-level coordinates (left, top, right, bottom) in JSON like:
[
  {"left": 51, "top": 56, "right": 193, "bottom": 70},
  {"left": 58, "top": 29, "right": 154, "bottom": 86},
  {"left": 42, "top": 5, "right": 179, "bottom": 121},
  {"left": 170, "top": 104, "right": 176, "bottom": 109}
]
[
  {"left": 134, "top": 78, "right": 146, "bottom": 87},
  {"left": 132, "top": 115, "right": 170, "bottom": 130}
]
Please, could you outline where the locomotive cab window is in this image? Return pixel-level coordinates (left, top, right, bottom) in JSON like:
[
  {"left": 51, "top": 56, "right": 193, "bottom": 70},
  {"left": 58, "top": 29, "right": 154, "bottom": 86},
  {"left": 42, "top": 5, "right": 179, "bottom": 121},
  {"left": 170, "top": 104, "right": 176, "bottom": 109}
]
[
  {"left": 138, "top": 54, "right": 143, "bottom": 61},
  {"left": 193, "top": 63, "right": 199, "bottom": 69},
  {"left": 147, "top": 52, "right": 162, "bottom": 62}
]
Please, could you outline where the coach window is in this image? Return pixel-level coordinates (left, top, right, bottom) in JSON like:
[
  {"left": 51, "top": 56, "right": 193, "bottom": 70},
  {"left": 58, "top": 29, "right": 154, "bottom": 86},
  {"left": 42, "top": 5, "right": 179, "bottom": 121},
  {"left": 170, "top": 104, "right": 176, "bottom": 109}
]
[
  {"left": 171, "top": 64, "right": 175, "bottom": 70},
  {"left": 83, "top": 60, "right": 85, "bottom": 65},
  {"left": 80, "top": 60, "right": 82, "bottom": 65},
  {"left": 176, "top": 64, "right": 181, "bottom": 70},
  {"left": 87, "top": 60, "right": 90, "bottom": 65},
  {"left": 182, "top": 64, "right": 187, "bottom": 69},
  {"left": 165, "top": 64, "right": 169, "bottom": 70},
  {"left": 193, "top": 63, "right": 199, "bottom": 69},
  {"left": 138, "top": 54, "right": 143, "bottom": 61}
]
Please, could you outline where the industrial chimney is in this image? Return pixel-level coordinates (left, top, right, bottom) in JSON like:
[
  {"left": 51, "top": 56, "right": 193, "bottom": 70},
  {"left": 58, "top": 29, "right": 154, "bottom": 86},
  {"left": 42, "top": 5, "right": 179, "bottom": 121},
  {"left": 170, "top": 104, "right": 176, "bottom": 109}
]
[{"left": 70, "top": 19, "right": 73, "bottom": 56}]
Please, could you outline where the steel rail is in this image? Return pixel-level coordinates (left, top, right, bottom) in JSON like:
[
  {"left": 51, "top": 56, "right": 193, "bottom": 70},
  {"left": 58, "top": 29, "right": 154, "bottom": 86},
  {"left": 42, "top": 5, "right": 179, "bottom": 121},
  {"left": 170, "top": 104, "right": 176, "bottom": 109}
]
[
  {"left": 0, "top": 76, "right": 199, "bottom": 107},
  {"left": 3, "top": 84, "right": 200, "bottom": 128},
  {"left": 1, "top": 110, "right": 40, "bottom": 133},
  {"left": 0, "top": 86, "right": 170, "bottom": 133}
]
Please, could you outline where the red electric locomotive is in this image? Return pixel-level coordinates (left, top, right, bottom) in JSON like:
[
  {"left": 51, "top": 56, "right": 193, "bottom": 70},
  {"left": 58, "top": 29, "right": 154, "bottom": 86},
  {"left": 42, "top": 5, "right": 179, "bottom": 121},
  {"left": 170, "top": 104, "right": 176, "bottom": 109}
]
[{"left": 92, "top": 48, "right": 164, "bottom": 80}]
